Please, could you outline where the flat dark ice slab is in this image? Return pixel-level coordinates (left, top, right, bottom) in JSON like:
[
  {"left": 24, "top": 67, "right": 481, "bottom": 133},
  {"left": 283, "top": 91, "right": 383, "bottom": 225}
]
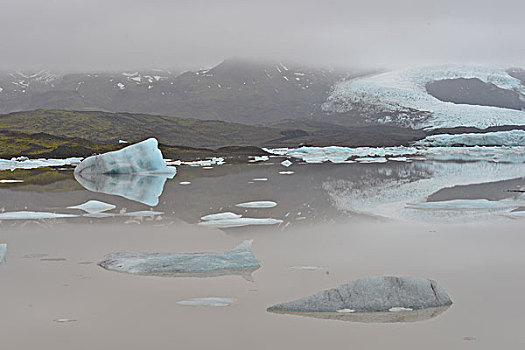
[
  {"left": 268, "top": 276, "right": 452, "bottom": 316},
  {"left": 98, "top": 240, "right": 260, "bottom": 280}
]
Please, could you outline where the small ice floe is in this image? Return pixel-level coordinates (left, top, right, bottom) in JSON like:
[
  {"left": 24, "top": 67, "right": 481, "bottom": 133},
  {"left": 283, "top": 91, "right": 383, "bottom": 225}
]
[
  {"left": 179, "top": 181, "right": 191, "bottom": 185},
  {"left": 203, "top": 166, "right": 213, "bottom": 169},
  {"left": 201, "top": 212, "right": 242, "bottom": 221},
  {"left": 281, "top": 160, "right": 293, "bottom": 167},
  {"left": 505, "top": 211, "right": 525, "bottom": 218},
  {"left": 181, "top": 157, "right": 225, "bottom": 167},
  {"left": 0, "top": 211, "right": 78, "bottom": 220},
  {"left": 123, "top": 211, "right": 163, "bottom": 217},
  {"left": 0, "top": 244, "right": 6, "bottom": 263},
  {"left": 337, "top": 309, "right": 356, "bottom": 313},
  {"left": 67, "top": 200, "right": 116, "bottom": 214},
  {"left": 356, "top": 157, "right": 388, "bottom": 164},
  {"left": 53, "top": 318, "right": 77, "bottom": 323},
  {"left": 389, "top": 307, "right": 413, "bottom": 312},
  {"left": 290, "top": 266, "right": 324, "bottom": 271},
  {"left": 235, "top": 201, "right": 277, "bottom": 209},
  {"left": 252, "top": 178, "right": 268, "bottom": 181},
  {"left": 198, "top": 218, "right": 282, "bottom": 229},
  {"left": 118, "top": 140, "right": 128, "bottom": 144},
  {"left": 249, "top": 155, "right": 269, "bottom": 163},
  {"left": 278, "top": 171, "right": 294, "bottom": 175},
  {"left": 388, "top": 157, "right": 409, "bottom": 162},
  {"left": 0, "top": 179, "right": 24, "bottom": 183},
  {"left": 98, "top": 240, "right": 260, "bottom": 280},
  {"left": 406, "top": 199, "right": 523, "bottom": 211},
  {"left": 177, "top": 297, "right": 236, "bottom": 307}
]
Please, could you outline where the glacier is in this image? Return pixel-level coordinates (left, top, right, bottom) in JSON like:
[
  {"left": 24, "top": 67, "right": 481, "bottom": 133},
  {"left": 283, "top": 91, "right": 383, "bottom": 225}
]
[
  {"left": 415, "top": 130, "right": 525, "bottom": 147},
  {"left": 322, "top": 65, "right": 525, "bottom": 129},
  {"left": 98, "top": 240, "right": 261, "bottom": 279},
  {"left": 267, "top": 276, "right": 452, "bottom": 314}
]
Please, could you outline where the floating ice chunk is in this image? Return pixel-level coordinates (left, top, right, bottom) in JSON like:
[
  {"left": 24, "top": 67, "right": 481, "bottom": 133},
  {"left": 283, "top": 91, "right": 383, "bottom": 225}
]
[
  {"left": 268, "top": 276, "right": 452, "bottom": 314},
  {"left": 281, "top": 160, "right": 292, "bottom": 167},
  {"left": 118, "top": 140, "right": 128, "bottom": 144},
  {"left": 74, "top": 173, "right": 172, "bottom": 206},
  {"left": 505, "top": 210, "right": 525, "bottom": 218},
  {"left": 279, "top": 171, "right": 294, "bottom": 175},
  {"left": 0, "top": 211, "right": 78, "bottom": 220},
  {"left": 124, "top": 211, "right": 163, "bottom": 217},
  {"left": 67, "top": 200, "right": 116, "bottom": 214},
  {"left": 198, "top": 218, "right": 282, "bottom": 228},
  {"left": 74, "top": 138, "right": 176, "bottom": 176},
  {"left": 98, "top": 240, "right": 261, "bottom": 279},
  {"left": 416, "top": 130, "right": 525, "bottom": 147},
  {"left": 406, "top": 199, "right": 523, "bottom": 210},
  {"left": 252, "top": 178, "right": 268, "bottom": 181},
  {"left": 201, "top": 212, "right": 242, "bottom": 221},
  {"left": 235, "top": 201, "right": 277, "bottom": 208},
  {"left": 179, "top": 181, "right": 191, "bottom": 185},
  {"left": 53, "top": 318, "right": 77, "bottom": 323},
  {"left": 389, "top": 307, "right": 413, "bottom": 312},
  {"left": 356, "top": 157, "right": 388, "bottom": 163},
  {"left": 251, "top": 155, "right": 269, "bottom": 162},
  {"left": 0, "top": 179, "right": 24, "bottom": 183},
  {"left": 387, "top": 157, "right": 409, "bottom": 162},
  {"left": 0, "top": 244, "right": 6, "bottom": 263},
  {"left": 177, "top": 297, "right": 235, "bottom": 307},
  {"left": 0, "top": 157, "right": 82, "bottom": 171},
  {"left": 181, "top": 157, "right": 225, "bottom": 167},
  {"left": 337, "top": 309, "right": 355, "bottom": 313},
  {"left": 290, "top": 266, "right": 324, "bottom": 271}
]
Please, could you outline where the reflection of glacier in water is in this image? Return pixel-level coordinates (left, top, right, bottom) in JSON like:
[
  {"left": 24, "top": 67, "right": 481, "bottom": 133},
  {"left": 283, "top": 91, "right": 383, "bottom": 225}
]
[
  {"left": 322, "top": 160, "right": 525, "bottom": 222},
  {"left": 74, "top": 172, "right": 173, "bottom": 206}
]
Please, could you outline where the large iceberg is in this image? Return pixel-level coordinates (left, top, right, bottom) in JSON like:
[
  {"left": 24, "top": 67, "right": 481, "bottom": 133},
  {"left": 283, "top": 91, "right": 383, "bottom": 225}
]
[
  {"left": 268, "top": 276, "right": 452, "bottom": 314},
  {"left": 73, "top": 138, "right": 175, "bottom": 206},
  {"left": 74, "top": 138, "right": 176, "bottom": 175},
  {"left": 98, "top": 240, "right": 261, "bottom": 280}
]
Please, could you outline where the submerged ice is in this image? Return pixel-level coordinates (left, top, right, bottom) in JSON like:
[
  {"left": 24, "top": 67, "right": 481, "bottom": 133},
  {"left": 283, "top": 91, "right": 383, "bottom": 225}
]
[
  {"left": 0, "top": 243, "right": 6, "bottom": 263},
  {"left": 177, "top": 297, "right": 235, "bottom": 307},
  {"left": 98, "top": 240, "right": 261, "bottom": 279}
]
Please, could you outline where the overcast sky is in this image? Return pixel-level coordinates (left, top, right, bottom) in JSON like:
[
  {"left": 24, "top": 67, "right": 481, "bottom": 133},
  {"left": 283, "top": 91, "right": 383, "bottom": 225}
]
[{"left": 0, "top": 0, "right": 523, "bottom": 71}]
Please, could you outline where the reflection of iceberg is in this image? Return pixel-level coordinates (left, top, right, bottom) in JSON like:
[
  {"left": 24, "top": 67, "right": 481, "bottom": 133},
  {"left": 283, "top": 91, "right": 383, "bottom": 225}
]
[
  {"left": 0, "top": 244, "right": 6, "bottom": 263},
  {"left": 98, "top": 240, "right": 260, "bottom": 280},
  {"left": 268, "top": 306, "right": 450, "bottom": 323},
  {"left": 73, "top": 138, "right": 175, "bottom": 206},
  {"left": 74, "top": 172, "right": 172, "bottom": 206},
  {"left": 268, "top": 276, "right": 452, "bottom": 318}
]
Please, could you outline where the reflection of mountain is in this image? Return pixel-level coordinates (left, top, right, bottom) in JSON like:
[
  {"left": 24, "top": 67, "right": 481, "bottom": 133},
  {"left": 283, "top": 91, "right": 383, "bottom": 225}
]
[
  {"left": 268, "top": 305, "right": 450, "bottom": 323},
  {"left": 74, "top": 172, "right": 172, "bottom": 206}
]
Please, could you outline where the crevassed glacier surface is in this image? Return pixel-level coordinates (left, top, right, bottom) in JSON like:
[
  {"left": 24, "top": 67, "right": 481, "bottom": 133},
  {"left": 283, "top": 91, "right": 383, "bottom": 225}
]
[
  {"left": 322, "top": 65, "right": 525, "bottom": 129},
  {"left": 415, "top": 130, "right": 525, "bottom": 147}
]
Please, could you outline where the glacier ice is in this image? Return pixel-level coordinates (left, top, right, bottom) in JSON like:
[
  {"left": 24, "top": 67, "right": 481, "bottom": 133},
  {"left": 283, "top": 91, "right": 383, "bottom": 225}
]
[
  {"left": 281, "top": 160, "right": 293, "bottom": 167},
  {"left": 415, "top": 130, "right": 525, "bottom": 147},
  {"left": 74, "top": 138, "right": 176, "bottom": 176},
  {"left": 74, "top": 173, "right": 172, "bottom": 206},
  {"left": 235, "top": 201, "right": 277, "bottom": 208},
  {"left": 198, "top": 217, "right": 282, "bottom": 229},
  {"left": 0, "top": 211, "right": 78, "bottom": 220},
  {"left": 322, "top": 65, "right": 525, "bottom": 129},
  {"left": 200, "top": 212, "right": 243, "bottom": 221},
  {"left": 67, "top": 200, "right": 116, "bottom": 213},
  {"left": 0, "top": 244, "right": 6, "bottom": 263},
  {"left": 267, "top": 276, "right": 452, "bottom": 314},
  {"left": 177, "top": 297, "right": 236, "bottom": 307},
  {"left": 98, "top": 240, "right": 261, "bottom": 279}
]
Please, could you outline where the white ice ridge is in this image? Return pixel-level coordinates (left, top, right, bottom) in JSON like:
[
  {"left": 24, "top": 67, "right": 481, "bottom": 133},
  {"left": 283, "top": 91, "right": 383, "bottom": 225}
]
[
  {"left": 74, "top": 138, "right": 176, "bottom": 175},
  {"left": 0, "top": 244, "right": 6, "bottom": 263},
  {"left": 67, "top": 200, "right": 116, "bottom": 214},
  {"left": 0, "top": 157, "right": 82, "bottom": 171},
  {"left": 198, "top": 218, "right": 283, "bottom": 228},
  {"left": 235, "top": 201, "right": 277, "bottom": 208},
  {"left": 322, "top": 65, "right": 525, "bottom": 129},
  {"left": 0, "top": 211, "right": 78, "bottom": 220},
  {"left": 201, "top": 212, "right": 243, "bottom": 221},
  {"left": 265, "top": 146, "right": 525, "bottom": 164},
  {"left": 177, "top": 297, "right": 236, "bottom": 307},
  {"left": 415, "top": 130, "right": 525, "bottom": 147}
]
